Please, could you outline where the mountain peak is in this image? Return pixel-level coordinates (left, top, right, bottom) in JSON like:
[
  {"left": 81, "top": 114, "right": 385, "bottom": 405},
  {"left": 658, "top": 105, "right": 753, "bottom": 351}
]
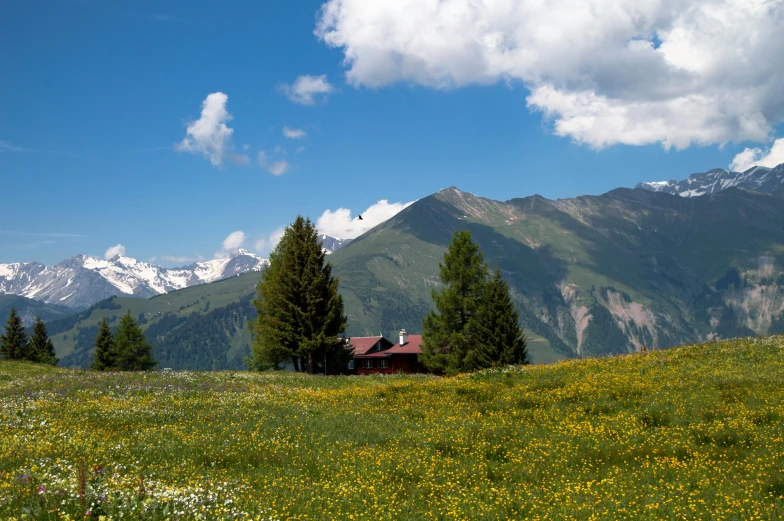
[{"left": 637, "top": 162, "right": 784, "bottom": 198}]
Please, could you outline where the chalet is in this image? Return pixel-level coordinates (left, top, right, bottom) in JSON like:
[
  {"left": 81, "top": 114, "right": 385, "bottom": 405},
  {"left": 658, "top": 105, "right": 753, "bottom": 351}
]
[
  {"left": 353, "top": 329, "right": 426, "bottom": 375},
  {"left": 340, "top": 335, "right": 394, "bottom": 375}
]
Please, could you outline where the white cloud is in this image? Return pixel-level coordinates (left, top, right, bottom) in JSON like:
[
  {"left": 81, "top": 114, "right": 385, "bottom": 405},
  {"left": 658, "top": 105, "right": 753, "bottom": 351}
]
[
  {"left": 296, "top": 147, "right": 305, "bottom": 154},
  {"left": 316, "top": 199, "right": 415, "bottom": 239},
  {"left": 254, "top": 227, "right": 286, "bottom": 255},
  {"left": 222, "top": 231, "right": 245, "bottom": 251},
  {"left": 104, "top": 244, "right": 126, "bottom": 260},
  {"left": 730, "top": 138, "right": 784, "bottom": 172},
  {"left": 316, "top": 0, "right": 784, "bottom": 150},
  {"left": 267, "top": 160, "right": 290, "bottom": 176},
  {"left": 257, "top": 151, "right": 268, "bottom": 167},
  {"left": 274, "top": 145, "right": 287, "bottom": 155},
  {"left": 281, "top": 75, "right": 335, "bottom": 105},
  {"left": 176, "top": 92, "right": 235, "bottom": 166},
  {"left": 283, "top": 127, "right": 307, "bottom": 139}
]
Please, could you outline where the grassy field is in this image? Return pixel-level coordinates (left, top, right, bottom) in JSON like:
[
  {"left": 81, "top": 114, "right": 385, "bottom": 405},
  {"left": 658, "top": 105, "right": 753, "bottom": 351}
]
[{"left": 2, "top": 337, "right": 784, "bottom": 520}]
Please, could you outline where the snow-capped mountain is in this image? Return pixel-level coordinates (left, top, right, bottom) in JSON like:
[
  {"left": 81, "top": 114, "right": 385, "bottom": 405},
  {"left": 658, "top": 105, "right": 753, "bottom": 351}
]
[
  {"left": 636, "top": 162, "right": 784, "bottom": 197},
  {"left": 0, "top": 249, "right": 268, "bottom": 310},
  {"left": 320, "top": 234, "right": 351, "bottom": 254}
]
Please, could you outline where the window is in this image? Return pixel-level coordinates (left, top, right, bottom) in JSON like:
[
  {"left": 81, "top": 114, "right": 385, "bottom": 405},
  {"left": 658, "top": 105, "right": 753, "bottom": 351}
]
[
  {"left": 347, "top": 360, "right": 355, "bottom": 370},
  {"left": 379, "top": 359, "right": 389, "bottom": 369},
  {"left": 362, "top": 359, "right": 374, "bottom": 369}
]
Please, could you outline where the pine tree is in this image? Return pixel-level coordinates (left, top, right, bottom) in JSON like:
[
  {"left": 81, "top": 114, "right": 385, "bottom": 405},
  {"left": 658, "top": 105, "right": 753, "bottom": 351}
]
[
  {"left": 421, "top": 230, "right": 488, "bottom": 374},
  {"left": 1, "top": 308, "right": 28, "bottom": 360},
  {"left": 91, "top": 317, "right": 117, "bottom": 371},
  {"left": 115, "top": 312, "right": 156, "bottom": 371},
  {"left": 465, "top": 267, "right": 528, "bottom": 370},
  {"left": 249, "top": 216, "right": 348, "bottom": 372},
  {"left": 28, "top": 317, "right": 58, "bottom": 366}
]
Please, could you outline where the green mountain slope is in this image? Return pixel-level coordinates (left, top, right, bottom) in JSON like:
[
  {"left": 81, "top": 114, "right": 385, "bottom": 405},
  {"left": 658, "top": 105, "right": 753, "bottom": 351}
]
[
  {"left": 0, "top": 294, "right": 74, "bottom": 327},
  {"left": 51, "top": 185, "right": 784, "bottom": 368},
  {"left": 330, "top": 186, "right": 784, "bottom": 359},
  {"left": 47, "top": 272, "right": 261, "bottom": 370}
]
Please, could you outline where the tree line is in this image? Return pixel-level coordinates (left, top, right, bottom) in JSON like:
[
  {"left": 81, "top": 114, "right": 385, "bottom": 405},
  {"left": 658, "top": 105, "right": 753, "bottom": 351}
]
[
  {"left": 0, "top": 308, "right": 58, "bottom": 365},
  {"left": 249, "top": 216, "right": 527, "bottom": 374},
  {"left": 91, "top": 312, "right": 156, "bottom": 371},
  {"left": 5, "top": 217, "right": 525, "bottom": 376}
]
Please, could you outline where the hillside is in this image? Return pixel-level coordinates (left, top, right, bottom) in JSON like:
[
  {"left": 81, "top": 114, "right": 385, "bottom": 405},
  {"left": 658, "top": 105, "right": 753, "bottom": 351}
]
[
  {"left": 47, "top": 271, "right": 262, "bottom": 370},
  {"left": 330, "top": 186, "right": 784, "bottom": 358},
  {"left": 51, "top": 183, "right": 784, "bottom": 368},
  {"left": 0, "top": 294, "right": 74, "bottom": 327},
  {"left": 2, "top": 336, "right": 783, "bottom": 519}
]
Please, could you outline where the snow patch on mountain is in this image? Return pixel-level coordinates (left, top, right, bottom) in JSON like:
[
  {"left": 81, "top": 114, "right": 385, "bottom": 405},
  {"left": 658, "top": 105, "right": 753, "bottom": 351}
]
[
  {"left": 637, "top": 163, "right": 784, "bottom": 198},
  {"left": 0, "top": 249, "right": 268, "bottom": 309},
  {"left": 320, "top": 234, "right": 351, "bottom": 254}
]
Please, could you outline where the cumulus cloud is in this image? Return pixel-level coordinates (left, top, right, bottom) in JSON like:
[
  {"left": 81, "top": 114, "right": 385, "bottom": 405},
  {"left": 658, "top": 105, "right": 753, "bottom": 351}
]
[
  {"left": 222, "top": 231, "right": 246, "bottom": 251},
  {"left": 267, "top": 160, "right": 290, "bottom": 176},
  {"left": 281, "top": 75, "right": 335, "bottom": 105},
  {"left": 254, "top": 227, "right": 286, "bottom": 255},
  {"left": 176, "top": 92, "right": 235, "bottom": 166},
  {"left": 730, "top": 138, "right": 784, "bottom": 172},
  {"left": 162, "top": 255, "right": 198, "bottom": 264},
  {"left": 104, "top": 244, "right": 126, "bottom": 260},
  {"left": 316, "top": 199, "right": 415, "bottom": 239},
  {"left": 283, "top": 127, "right": 307, "bottom": 139},
  {"left": 316, "top": 0, "right": 784, "bottom": 149}
]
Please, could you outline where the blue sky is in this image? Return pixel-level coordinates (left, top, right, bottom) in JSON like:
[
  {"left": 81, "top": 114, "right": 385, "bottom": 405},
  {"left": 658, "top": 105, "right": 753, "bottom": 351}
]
[{"left": 2, "top": 0, "right": 783, "bottom": 266}]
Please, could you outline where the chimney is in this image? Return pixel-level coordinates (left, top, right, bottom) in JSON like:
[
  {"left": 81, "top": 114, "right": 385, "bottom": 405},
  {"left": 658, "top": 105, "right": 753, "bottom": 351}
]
[{"left": 399, "top": 329, "right": 407, "bottom": 346}]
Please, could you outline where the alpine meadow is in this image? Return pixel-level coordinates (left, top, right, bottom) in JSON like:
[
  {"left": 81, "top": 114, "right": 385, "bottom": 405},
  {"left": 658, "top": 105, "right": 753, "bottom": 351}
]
[{"left": 4, "top": 0, "right": 784, "bottom": 519}]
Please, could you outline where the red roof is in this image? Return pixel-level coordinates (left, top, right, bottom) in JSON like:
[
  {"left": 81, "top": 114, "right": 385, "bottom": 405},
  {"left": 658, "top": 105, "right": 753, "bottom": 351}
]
[
  {"left": 349, "top": 336, "right": 392, "bottom": 355},
  {"left": 386, "top": 334, "right": 423, "bottom": 355}
]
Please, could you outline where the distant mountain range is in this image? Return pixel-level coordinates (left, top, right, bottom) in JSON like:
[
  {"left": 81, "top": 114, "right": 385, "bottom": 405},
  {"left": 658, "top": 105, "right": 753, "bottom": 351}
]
[
  {"left": 637, "top": 163, "right": 784, "bottom": 197},
  {"left": 0, "top": 249, "right": 267, "bottom": 310},
  {"left": 0, "top": 235, "right": 349, "bottom": 312}
]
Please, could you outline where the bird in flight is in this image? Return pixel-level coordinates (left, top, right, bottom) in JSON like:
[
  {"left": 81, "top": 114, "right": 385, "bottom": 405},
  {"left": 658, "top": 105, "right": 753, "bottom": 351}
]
[{"left": 357, "top": 215, "right": 363, "bottom": 220}]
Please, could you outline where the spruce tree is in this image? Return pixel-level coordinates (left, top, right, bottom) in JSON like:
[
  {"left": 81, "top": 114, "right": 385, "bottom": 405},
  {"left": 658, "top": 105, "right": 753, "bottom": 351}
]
[
  {"left": 249, "top": 216, "right": 348, "bottom": 372},
  {"left": 28, "top": 317, "right": 58, "bottom": 366},
  {"left": 465, "top": 267, "right": 528, "bottom": 370},
  {"left": 421, "top": 230, "right": 488, "bottom": 374},
  {"left": 1, "top": 308, "right": 28, "bottom": 360},
  {"left": 114, "top": 312, "right": 156, "bottom": 371},
  {"left": 91, "top": 317, "right": 116, "bottom": 371}
]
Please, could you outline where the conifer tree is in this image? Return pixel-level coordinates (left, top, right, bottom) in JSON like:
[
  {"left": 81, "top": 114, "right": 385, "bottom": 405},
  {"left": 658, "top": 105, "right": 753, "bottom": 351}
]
[
  {"left": 28, "top": 317, "right": 58, "bottom": 366},
  {"left": 0, "top": 308, "right": 28, "bottom": 360},
  {"left": 249, "top": 216, "right": 348, "bottom": 372},
  {"left": 465, "top": 267, "right": 528, "bottom": 370},
  {"left": 114, "top": 312, "right": 156, "bottom": 371},
  {"left": 91, "top": 317, "right": 116, "bottom": 371},
  {"left": 421, "top": 230, "right": 488, "bottom": 374}
]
